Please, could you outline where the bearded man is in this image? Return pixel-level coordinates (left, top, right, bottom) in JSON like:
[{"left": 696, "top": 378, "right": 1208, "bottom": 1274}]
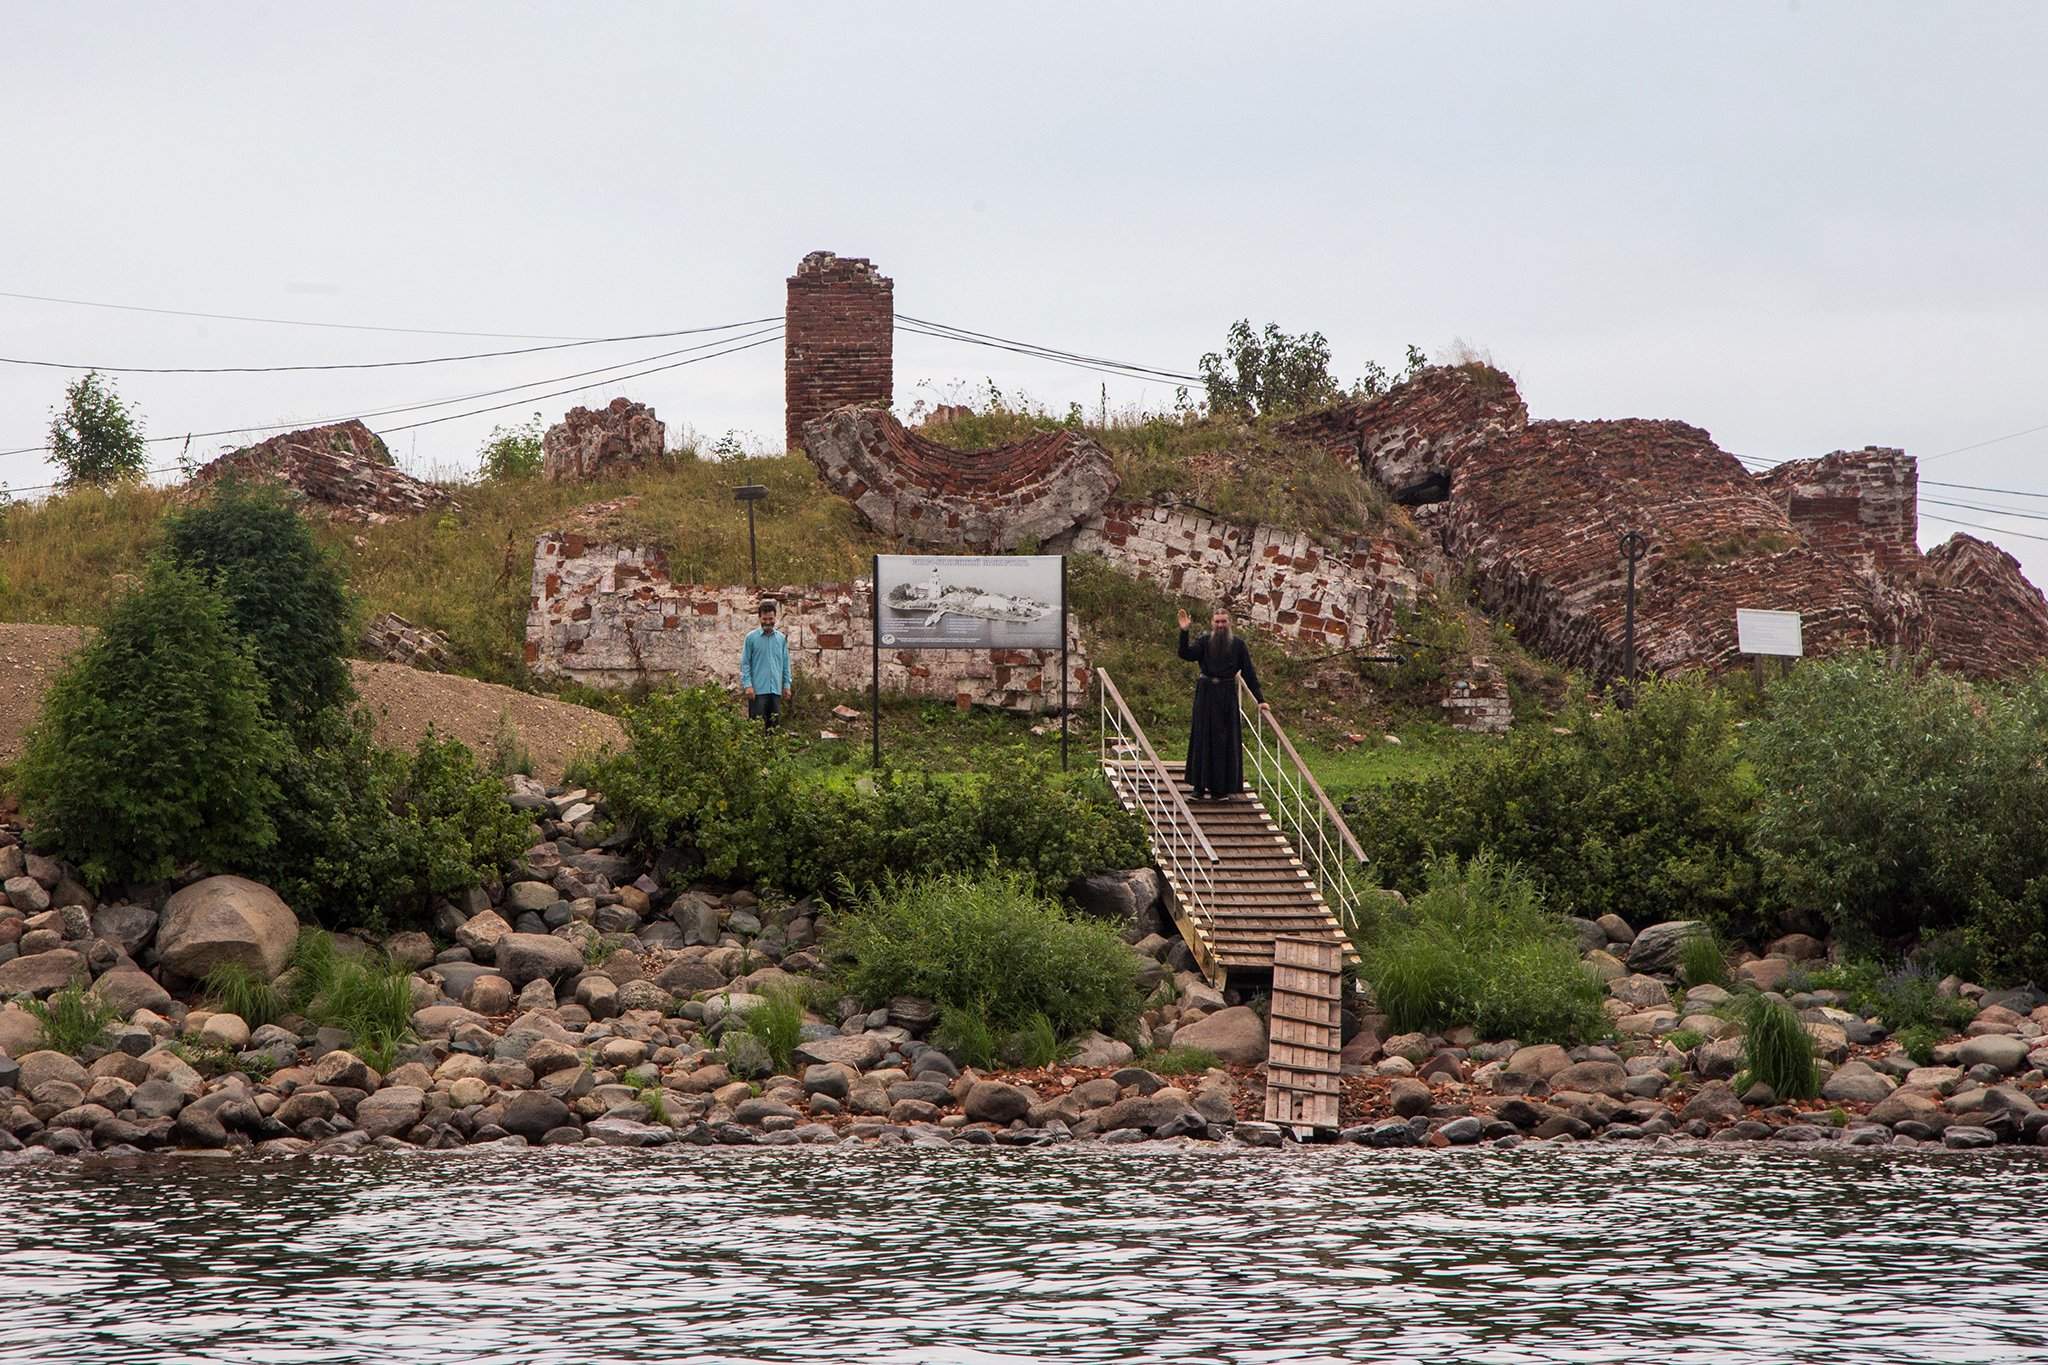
[{"left": 1175, "top": 605, "right": 1268, "bottom": 799}]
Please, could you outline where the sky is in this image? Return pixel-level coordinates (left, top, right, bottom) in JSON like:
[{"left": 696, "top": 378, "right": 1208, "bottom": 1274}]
[{"left": 3, "top": 2, "right": 2046, "bottom": 584}]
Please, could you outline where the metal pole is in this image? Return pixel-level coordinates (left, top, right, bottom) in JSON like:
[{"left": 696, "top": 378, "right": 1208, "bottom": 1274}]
[
  {"left": 1619, "top": 530, "right": 1648, "bottom": 707},
  {"left": 871, "top": 554, "right": 881, "bottom": 769},
  {"left": 746, "top": 500, "right": 759, "bottom": 587},
  {"left": 1059, "top": 555, "right": 1070, "bottom": 772}
]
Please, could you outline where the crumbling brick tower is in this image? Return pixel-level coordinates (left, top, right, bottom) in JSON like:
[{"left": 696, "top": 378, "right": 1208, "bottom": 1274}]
[{"left": 784, "top": 252, "right": 894, "bottom": 452}]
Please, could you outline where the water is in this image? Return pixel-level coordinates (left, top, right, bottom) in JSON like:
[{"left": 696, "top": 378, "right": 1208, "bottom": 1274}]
[{"left": 4, "top": 1143, "right": 2045, "bottom": 1364}]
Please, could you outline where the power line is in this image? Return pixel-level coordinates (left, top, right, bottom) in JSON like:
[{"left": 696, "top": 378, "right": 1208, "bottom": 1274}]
[
  {"left": 0, "top": 316, "right": 779, "bottom": 375},
  {"left": 0, "top": 289, "right": 601, "bottom": 341},
  {"left": 1924, "top": 477, "right": 2048, "bottom": 500},
  {"left": 0, "top": 324, "right": 786, "bottom": 458},
  {"left": 1921, "top": 496, "right": 2048, "bottom": 524},
  {"left": 1923, "top": 421, "right": 2048, "bottom": 463},
  {"left": 894, "top": 315, "right": 1206, "bottom": 388},
  {"left": 1920, "top": 512, "right": 2048, "bottom": 544},
  {"left": 895, "top": 325, "right": 1198, "bottom": 391}
]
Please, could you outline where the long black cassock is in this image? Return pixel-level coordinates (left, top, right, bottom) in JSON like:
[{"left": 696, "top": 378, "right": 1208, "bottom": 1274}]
[{"left": 1177, "top": 628, "right": 1265, "bottom": 798}]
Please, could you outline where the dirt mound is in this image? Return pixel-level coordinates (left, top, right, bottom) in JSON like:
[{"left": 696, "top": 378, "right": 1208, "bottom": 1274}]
[{"left": 0, "top": 624, "right": 620, "bottom": 784}]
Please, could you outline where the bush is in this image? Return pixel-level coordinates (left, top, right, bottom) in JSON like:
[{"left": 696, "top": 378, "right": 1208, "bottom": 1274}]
[
  {"left": 17, "top": 564, "right": 286, "bottom": 886},
  {"left": 203, "top": 962, "right": 284, "bottom": 1029},
  {"left": 48, "top": 371, "right": 146, "bottom": 487},
  {"left": 285, "top": 930, "right": 414, "bottom": 1068},
  {"left": 1348, "top": 675, "right": 1760, "bottom": 933},
  {"left": 826, "top": 869, "right": 1141, "bottom": 1047},
  {"left": 1739, "top": 993, "right": 1818, "bottom": 1100},
  {"left": 1752, "top": 656, "right": 2048, "bottom": 965},
  {"left": 256, "top": 716, "right": 529, "bottom": 933},
  {"left": 1803, "top": 958, "right": 1977, "bottom": 1037},
  {"left": 159, "top": 480, "right": 354, "bottom": 738},
  {"left": 28, "top": 980, "right": 114, "bottom": 1053},
  {"left": 1358, "top": 854, "right": 1608, "bottom": 1045},
  {"left": 477, "top": 414, "right": 545, "bottom": 481}
]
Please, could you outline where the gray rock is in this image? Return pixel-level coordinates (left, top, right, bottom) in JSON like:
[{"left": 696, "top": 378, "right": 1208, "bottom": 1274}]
[
  {"left": 1625, "top": 920, "right": 1709, "bottom": 975},
  {"left": 1566, "top": 917, "right": 1609, "bottom": 954},
  {"left": 588, "top": 1117, "right": 674, "bottom": 1146},
  {"left": 1069, "top": 868, "right": 1165, "bottom": 939},
  {"left": 17, "top": 1050, "right": 90, "bottom": 1094},
  {"left": 5, "top": 876, "right": 50, "bottom": 914},
  {"left": 1821, "top": 1062, "right": 1895, "bottom": 1104},
  {"left": 795, "top": 1034, "right": 886, "bottom": 1071},
  {"left": 1069, "top": 1032, "right": 1134, "bottom": 1068},
  {"left": 1679, "top": 1083, "right": 1744, "bottom": 1124},
  {"left": 1594, "top": 914, "right": 1635, "bottom": 945},
  {"left": 722, "top": 1034, "right": 773, "bottom": 1079},
  {"left": 1943, "top": 1125, "right": 1998, "bottom": 1150},
  {"left": 1169, "top": 1005, "right": 1267, "bottom": 1064},
  {"left": 504, "top": 882, "right": 558, "bottom": 915},
  {"left": 493, "top": 934, "right": 584, "bottom": 987},
  {"left": 454, "top": 910, "right": 512, "bottom": 955},
  {"left": 1957, "top": 1034, "right": 2029, "bottom": 1075},
  {"left": 90, "top": 968, "right": 174, "bottom": 1020},
  {"left": 0, "top": 948, "right": 85, "bottom": 998},
  {"left": 91, "top": 904, "right": 158, "bottom": 957},
  {"left": 1389, "top": 1078, "right": 1433, "bottom": 1117},
  {"left": 355, "top": 1086, "right": 426, "bottom": 1138},
  {"left": 498, "top": 1090, "right": 571, "bottom": 1142},
  {"left": 1438, "top": 1115, "right": 1485, "bottom": 1144},
  {"left": 1608, "top": 974, "right": 1674, "bottom": 1008},
  {"left": 1502, "top": 1044, "right": 1572, "bottom": 1080},
  {"left": 1551, "top": 1061, "right": 1628, "bottom": 1098},
  {"left": 156, "top": 876, "right": 297, "bottom": 981},
  {"left": 964, "top": 1080, "right": 1033, "bottom": 1125}
]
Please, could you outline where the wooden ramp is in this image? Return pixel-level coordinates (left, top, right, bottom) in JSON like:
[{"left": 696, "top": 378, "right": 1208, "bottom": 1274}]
[{"left": 1263, "top": 936, "right": 1346, "bottom": 1130}]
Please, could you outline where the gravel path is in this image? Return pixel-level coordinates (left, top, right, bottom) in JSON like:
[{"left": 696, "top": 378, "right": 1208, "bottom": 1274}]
[{"left": 0, "top": 624, "right": 620, "bottom": 784}]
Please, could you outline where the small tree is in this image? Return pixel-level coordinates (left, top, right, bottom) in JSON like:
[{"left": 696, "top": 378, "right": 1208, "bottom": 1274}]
[
  {"left": 48, "top": 371, "right": 148, "bottom": 487},
  {"left": 477, "top": 413, "right": 545, "bottom": 480},
  {"left": 159, "top": 480, "right": 354, "bottom": 739},
  {"left": 1200, "top": 320, "right": 1342, "bottom": 416},
  {"left": 17, "top": 564, "right": 286, "bottom": 885}
]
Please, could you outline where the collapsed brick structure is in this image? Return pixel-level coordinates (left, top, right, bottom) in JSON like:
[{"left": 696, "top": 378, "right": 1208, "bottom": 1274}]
[
  {"left": 785, "top": 252, "right": 893, "bottom": 452},
  {"left": 541, "top": 398, "right": 666, "bottom": 483},
  {"left": 524, "top": 532, "right": 1083, "bottom": 712},
  {"left": 1308, "top": 365, "right": 2048, "bottom": 680},
  {"left": 362, "top": 612, "right": 453, "bottom": 672},
  {"left": 192, "top": 419, "right": 451, "bottom": 525},
  {"left": 805, "top": 407, "right": 1118, "bottom": 551}
]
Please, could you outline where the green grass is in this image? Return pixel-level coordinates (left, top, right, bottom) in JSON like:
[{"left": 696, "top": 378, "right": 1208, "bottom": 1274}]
[
  {"left": 1664, "top": 1028, "right": 1706, "bottom": 1052},
  {"left": 1000, "top": 1012, "right": 1062, "bottom": 1069},
  {"left": 28, "top": 980, "right": 115, "bottom": 1053},
  {"left": 1678, "top": 934, "right": 1731, "bottom": 989},
  {"left": 168, "top": 1037, "right": 277, "bottom": 1079},
  {"left": 285, "top": 929, "right": 415, "bottom": 1065},
  {"left": 1804, "top": 959, "right": 1977, "bottom": 1036},
  {"left": 1894, "top": 1023, "right": 1942, "bottom": 1065},
  {"left": 735, "top": 985, "right": 804, "bottom": 1076},
  {"left": 1740, "top": 992, "right": 1819, "bottom": 1100},
  {"left": 1140, "top": 1046, "right": 1222, "bottom": 1076},
  {"left": 203, "top": 962, "right": 285, "bottom": 1028},
  {"left": 932, "top": 1003, "right": 999, "bottom": 1070}
]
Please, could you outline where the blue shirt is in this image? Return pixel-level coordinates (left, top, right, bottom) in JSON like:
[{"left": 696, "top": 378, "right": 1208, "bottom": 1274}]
[{"left": 740, "top": 626, "right": 792, "bottom": 695}]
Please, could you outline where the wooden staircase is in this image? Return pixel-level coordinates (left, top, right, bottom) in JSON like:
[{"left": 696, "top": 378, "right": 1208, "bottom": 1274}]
[{"left": 1097, "top": 668, "right": 1371, "bottom": 1134}]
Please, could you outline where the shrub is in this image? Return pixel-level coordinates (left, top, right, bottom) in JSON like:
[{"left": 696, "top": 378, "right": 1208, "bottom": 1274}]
[
  {"left": 1739, "top": 993, "right": 1818, "bottom": 1099},
  {"left": 203, "top": 962, "right": 284, "bottom": 1028},
  {"left": 826, "top": 869, "right": 1141, "bottom": 1046},
  {"left": 1678, "top": 933, "right": 1730, "bottom": 988},
  {"left": 256, "top": 716, "right": 528, "bottom": 933},
  {"left": 1803, "top": 959, "right": 1977, "bottom": 1037},
  {"left": 1358, "top": 854, "right": 1608, "bottom": 1045},
  {"left": 17, "top": 564, "right": 287, "bottom": 886},
  {"left": 1347, "top": 675, "right": 1761, "bottom": 933},
  {"left": 477, "top": 414, "right": 545, "bottom": 481},
  {"left": 1751, "top": 656, "right": 2048, "bottom": 961},
  {"left": 28, "top": 980, "right": 115, "bottom": 1053},
  {"left": 48, "top": 371, "right": 147, "bottom": 487},
  {"left": 159, "top": 480, "right": 354, "bottom": 738}
]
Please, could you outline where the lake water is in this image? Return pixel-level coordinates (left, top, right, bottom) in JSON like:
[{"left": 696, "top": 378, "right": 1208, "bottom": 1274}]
[{"left": 4, "top": 1142, "right": 2045, "bottom": 1364}]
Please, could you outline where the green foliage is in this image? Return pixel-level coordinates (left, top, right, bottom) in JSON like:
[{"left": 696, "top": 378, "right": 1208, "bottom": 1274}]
[
  {"left": 17, "top": 564, "right": 287, "bottom": 886},
  {"left": 1001, "top": 1012, "right": 1062, "bottom": 1069},
  {"left": 1739, "top": 993, "right": 1819, "bottom": 1100},
  {"left": 48, "top": 371, "right": 147, "bottom": 487},
  {"left": 826, "top": 869, "right": 1142, "bottom": 1046},
  {"left": 932, "top": 1003, "right": 998, "bottom": 1070},
  {"left": 1678, "top": 933, "right": 1730, "bottom": 988},
  {"left": 1198, "top": 321, "right": 1426, "bottom": 417},
  {"left": 168, "top": 1037, "right": 275, "bottom": 1079},
  {"left": 159, "top": 480, "right": 354, "bottom": 738},
  {"left": 1753, "top": 657, "right": 2048, "bottom": 971},
  {"left": 1348, "top": 676, "right": 1760, "bottom": 932},
  {"left": 1664, "top": 1028, "right": 1706, "bottom": 1053},
  {"left": 477, "top": 413, "right": 545, "bottom": 481},
  {"left": 28, "top": 980, "right": 114, "bottom": 1053},
  {"left": 1894, "top": 1024, "right": 1942, "bottom": 1066},
  {"left": 285, "top": 929, "right": 415, "bottom": 1063},
  {"left": 1803, "top": 958, "right": 1977, "bottom": 1037},
  {"left": 203, "top": 962, "right": 284, "bottom": 1029},
  {"left": 1359, "top": 854, "right": 1608, "bottom": 1045},
  {"left": 256, "top": 715, "right": 527, "bottom": 933},
  {"left": 1139, "top": 1046, "right": 1221, "bottom": 1077},
  {"left": 591, "top": 686, "right": 1142, "bottom": 896},
  {"left": 486, "top": 709, "right": 535, "bottom": 778},
  {"left": 736, "top": 986, "right": 805, "bottom": 1075}
]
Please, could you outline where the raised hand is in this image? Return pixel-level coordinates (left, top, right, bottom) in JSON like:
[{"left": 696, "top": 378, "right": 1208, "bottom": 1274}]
[{"left": 1176, "top": 608, "right": 1192, "bottom": 630}]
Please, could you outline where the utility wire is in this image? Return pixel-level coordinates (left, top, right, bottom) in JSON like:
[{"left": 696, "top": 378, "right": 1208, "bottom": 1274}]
[
  {"left": 897, "top": 314, "right": 1208, "bottom": 385},
  {"left": 0, "top": 316, "right": 780, "bottom": 375},
  {"left": 0, "top": 288, "right": 601, "bottom": 341},
  {"left": 1921, "top": 496, "right": 2048, "bottom": 524},
  {"left": 895, "top": 323, "right": 1202, "bottom": 390},
  {"left": 1920, "top": 512, "right": 2048, "bottom": 544},
  {"left": 0, "top": 325, "right": 786, "bottom": 458}
]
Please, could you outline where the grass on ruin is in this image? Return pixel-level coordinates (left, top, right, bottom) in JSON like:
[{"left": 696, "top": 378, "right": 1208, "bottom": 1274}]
[
  {"left": 0, "top": 482, "right": 179, "bottom": 624},
  {"left": 28, "top": 979, "right": 115, "bottom": 1053}
]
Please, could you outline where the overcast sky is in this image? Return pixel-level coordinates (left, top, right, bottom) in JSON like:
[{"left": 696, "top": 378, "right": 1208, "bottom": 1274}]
[{"left": 4, "top": 2, "right": 2045, "bottom": 584}]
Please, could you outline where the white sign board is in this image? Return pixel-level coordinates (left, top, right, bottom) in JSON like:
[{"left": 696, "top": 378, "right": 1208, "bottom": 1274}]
[
  {"left": 1736, "top": 608, "right": 1804, "bottom": 658},
  {"left": 875, "top": 554, "right": 1063, "bottom": 650}
]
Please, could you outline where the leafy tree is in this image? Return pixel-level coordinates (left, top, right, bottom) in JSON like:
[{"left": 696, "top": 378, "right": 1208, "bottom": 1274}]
[
  {"left": 477, "top": 413, "right": 545, "bottom": 480},
  {"left": 159, "top": 480, "right": 354, "bottom": 738},
  {"left": 17, "top": 564, "right": 286, "bottom": 885},
  {"left": 1200, "top": 320, "right": 1341, "bottom": 416},
  {"left": 48, "top": 371, "right": 148, "bottom": 487}
]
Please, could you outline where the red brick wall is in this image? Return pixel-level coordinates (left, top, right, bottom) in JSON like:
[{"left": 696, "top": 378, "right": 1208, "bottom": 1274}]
[
  {"left": 1756, "top": 448, "right": 1918, "bottom": 576},
  {"left": 785, "top": 252, "right": 893, "bottom": 452}
]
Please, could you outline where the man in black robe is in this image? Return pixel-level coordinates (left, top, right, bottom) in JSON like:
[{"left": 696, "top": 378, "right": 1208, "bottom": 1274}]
[{"left": 1177, "top": 606, "right": 1268, "bottom": 799}]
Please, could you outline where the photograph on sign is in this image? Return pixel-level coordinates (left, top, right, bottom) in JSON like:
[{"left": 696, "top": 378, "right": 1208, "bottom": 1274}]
[
  {"left": 875, "top": 554, "right": 1062, "bottom": 650},
  {"left": 1736, "top": 608, "right": 1804, "bottom": 658}
]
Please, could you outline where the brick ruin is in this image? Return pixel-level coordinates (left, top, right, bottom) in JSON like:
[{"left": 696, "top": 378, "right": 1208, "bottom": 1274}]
[
  {"left": 191, "top": 419, "right": 451, "bottom": 524},
  {"left": 524, "top": 532, "right": 1083, "bottom": 713},
  {"left": 1309, "top": 365, "right": 2048, "bottom": 681},
  {"left": 784, "top": 252, "right": 893, "bottom": 453},
  {"left": 804, "top": 407, "right": 1118, "bottom": 551},
  {"left": 542, "top": 397, "right": 666, "bottom": 483}
]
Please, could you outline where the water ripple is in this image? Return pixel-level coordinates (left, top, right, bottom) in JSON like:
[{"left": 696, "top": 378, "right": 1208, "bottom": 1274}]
[{"left": 2, "top": 1143, "right": 2045, "bottom": 1364}]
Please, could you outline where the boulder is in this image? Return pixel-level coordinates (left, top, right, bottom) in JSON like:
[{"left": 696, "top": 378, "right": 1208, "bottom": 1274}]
[
  {"left": 494, "top": 934, "right": 584, "bottom": 987},
  {"left": 1608, "top": 974, "right": 1674, "bottom": 1008},
  {"left": 499, "top": 1090, "right": 572, "bottom": 1142},
  {"left": 1169, "top": 1005, "right": 1267, "bottom": 1065},
  {"left": 794, "top": 1035, "right": 887, "bottom": 1071},
  {"left": 1069, "top": 1033, "right": 1134, "bottom": 1068},
  {"left": 1625, "top": 920, "right": 1709, "bottom": 975},
  {"left": 1958, "top": 1034, "right": 2029, "bottom": 1075},
  {"left": 0, "top": 947, "right": 85, "bottom": 998},
  {"left": 454, "top": 910, "right": 511, "bottom": 956},
  {"left": 963, "top": 1080, "right": 1033, "bottom": 1125},
  {"left": 1821, "top": 1061, "right": 1895, "bottom": 1104},
  {"left": 655, "top": 958, "right": 727, "bottom": 995},
  {"left": 0, "top": 1004, "right": 40, "bottom": 1057},
  {"left": 17, "top": 1050, "right": 91, "bottom": 1095},
  {"left": 156, "top": 877, "right": 298, "bottom": 981},
  {"left": 91, "top": 968, "right": 174, "bottom": 1020},
  {"left": 1679, "top": 1083, "right": 1744, "bottom": 1124},
  {"left": 354, "top": 1086, "right": 426, "bottom": 1138},
  {"left": 91, "top": 904, "right": 159, "bottom": 957},
  {"left": 1550, "top": 1060, "right": 1628, "bottom": 1098},
  {"left": 1502, "top": 1043, "right": 1572, "bottom": 1080},
  {"left": 1869, "top": 1089, "right": 1944, "bottom": 1128},
  {"left": 1068, "top": 869, "right": 1165, "bottom": 939}
]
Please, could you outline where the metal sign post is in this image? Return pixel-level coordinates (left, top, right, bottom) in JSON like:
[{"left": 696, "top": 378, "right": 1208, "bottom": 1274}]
[
  {"left": 732, "top": 484, "right": 768, "bottom": 586},
  {"left": 871, "top": 553, "right": 881, "bottom": 769}
]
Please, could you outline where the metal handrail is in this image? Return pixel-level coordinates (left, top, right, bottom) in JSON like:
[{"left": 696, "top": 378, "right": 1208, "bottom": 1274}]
[
  {"left": 1238, "top": 675, "right": 1372, "bottom": 941},
  {"left": 1097, "top": 668, "right": 1218, "bottom": 935}
]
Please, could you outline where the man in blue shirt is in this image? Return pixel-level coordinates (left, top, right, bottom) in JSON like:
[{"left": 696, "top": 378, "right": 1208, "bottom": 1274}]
[{"left": 740, "top": 599, "right": 792, "bottom": 729}]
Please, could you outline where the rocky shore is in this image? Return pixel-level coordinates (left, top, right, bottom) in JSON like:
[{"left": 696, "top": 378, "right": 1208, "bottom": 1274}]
[{"left": 2, "top": 778, "right": 2046, "bottom": 1162}]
